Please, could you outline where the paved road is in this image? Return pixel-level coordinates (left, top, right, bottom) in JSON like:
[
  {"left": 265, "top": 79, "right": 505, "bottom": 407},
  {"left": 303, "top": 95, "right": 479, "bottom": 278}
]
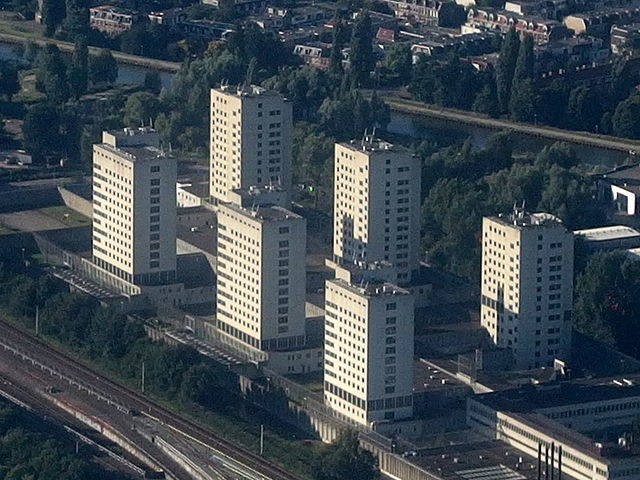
[{"left": 382, "top": 95, "right": 640, "bottom": 154}]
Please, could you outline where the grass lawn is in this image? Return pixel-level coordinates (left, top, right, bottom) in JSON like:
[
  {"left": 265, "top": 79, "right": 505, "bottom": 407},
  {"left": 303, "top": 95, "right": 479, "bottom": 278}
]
[
  {"left": 16, "top": 71, "right": 45, "bottom": 104},
  {"left": 0, "top": 15, "right": 45, "bottom": 41},
  {"left": 39, "top": 206, "right": 90, "bottom": 226},
  {"left": 0, "top": 224, "right": 19, "bottom": 235}
]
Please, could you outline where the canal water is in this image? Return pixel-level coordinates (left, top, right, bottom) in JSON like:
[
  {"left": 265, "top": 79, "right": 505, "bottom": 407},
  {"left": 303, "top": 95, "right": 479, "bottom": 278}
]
[
  {"left": 0, "top": 41, "right": 174, "bottom": 88},
  {"left": 0, "top": 41, "right": 631, "bottom": 167},
  {"left": 387, "top": 112, "right": 630, "bottom": 168}
]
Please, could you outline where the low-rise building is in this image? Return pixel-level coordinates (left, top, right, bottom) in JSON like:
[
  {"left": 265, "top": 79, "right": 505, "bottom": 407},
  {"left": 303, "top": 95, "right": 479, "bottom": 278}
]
[
  {"left": 202, "top": 0, "right": 266, "bottom": 14},
  {"left": 148, "top": 8, "right": 187, "bottom": 27},
  {"left": 89, "top": 5, "right": 143, "bottom": 35},
  {"left": 574, "top": 225, "right": 640, "bottom": 250},
  {"left": 383, "top": 0, "right": 466, "bottom": 27},
  {"left": 177, "top": 20, "right": 234, "bottom": 41},
  {"left": 468, "top": 377, "right": 640, "bottom": 480},
  {"left": 466, "top": 7, "right": 569, "bottom": 43},
  {"left": 611, "top": 23, "right": 640, "bottom": 54},
  {"left": 564, "top": 6, "right": 640, "bottom": 36},
  {"left": 504, "top": 0, "right": 568, "bottom": 19},
  {"left": 598, "top": 164, "right": 640, "bottom": 215}
]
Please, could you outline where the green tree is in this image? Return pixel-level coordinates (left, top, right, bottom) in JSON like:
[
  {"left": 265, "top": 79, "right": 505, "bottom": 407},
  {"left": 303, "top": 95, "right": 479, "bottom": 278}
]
[
  {"left": 495, "top": 28, "right": 520, "bottom": 113},
  {"left": 89, "top": 49, "right": 118, "bottom": 85},
  {"left": 313, "top": 431, "right": 378, "bottom": 480},
  {"left": 123, "top": 92, "right": 160, "bottom": 127},
  {"left": 22, "top": 104, "right": 62, "bottom": 164},
  {"left": 349, "top": 10, "right": 374, "bottom": 86},
  {"left": 42, "top": 0, "right": 66, "bottom": 37},
  {"left": 512, "top": 34, "right": 534, "bottom": 85},
  {"left": 473, "top": 79, "right": 499, "bottom": 118},
  {"left": 35, "top": 44, "right": 69, "bottom": 104},
  {"left": 612, "top": 94, "right": 640, "bottom": 139},
  {"left": 509, "top": 78, "right": 535, "bottom": 122},
  {"left": 144, "top": 70, "right": 162, "bottom": 94},
  {"left": 383, "top": 43, "right": 412, "bottom": 84},
  {"left": 330, "top": 18, "right": 347, "bottom": 76},
  {"left": 566, "top": 85, "right": 601, "bottom": 132},
  {"left": 0, "top": 63, "right": 20, "bottom": 101},
  {"left": 574, "top": 252, "right": 640, "bottom": 358},
  {"left": 69, "top": 36, "right": 88, "bottom": 99},
  {"left": 63, "top": 0, "right": 89, "bottom": 39}
]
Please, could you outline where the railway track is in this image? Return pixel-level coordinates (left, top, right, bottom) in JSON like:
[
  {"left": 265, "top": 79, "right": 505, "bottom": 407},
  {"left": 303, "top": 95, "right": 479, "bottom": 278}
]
[{"left": 0, "top": 318, "right": 309, "bottom": 480}]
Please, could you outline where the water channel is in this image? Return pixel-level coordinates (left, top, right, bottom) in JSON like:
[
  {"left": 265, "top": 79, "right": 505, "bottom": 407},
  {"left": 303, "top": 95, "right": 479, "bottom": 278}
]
[{"left": 0, "top": 40, "right": 632, "bottom": 168}]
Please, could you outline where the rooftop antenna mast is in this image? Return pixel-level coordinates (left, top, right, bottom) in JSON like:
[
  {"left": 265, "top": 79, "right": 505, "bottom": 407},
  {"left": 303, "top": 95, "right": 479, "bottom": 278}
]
[{"left": 361, "top": 128, "right": 368, "bottom": 149}]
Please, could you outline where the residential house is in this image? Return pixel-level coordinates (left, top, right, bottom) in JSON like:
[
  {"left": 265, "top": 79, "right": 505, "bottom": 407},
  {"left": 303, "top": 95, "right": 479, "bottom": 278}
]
[{"left": 89, "top": 5, "right": 143, "bottom": 36}]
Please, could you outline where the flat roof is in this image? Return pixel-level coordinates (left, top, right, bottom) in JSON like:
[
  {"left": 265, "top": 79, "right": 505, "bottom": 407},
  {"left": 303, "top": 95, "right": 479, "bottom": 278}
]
[
  {"left": 574, "top": 225, "right": 640, "bottom": 242},
  {"left": 97, "top": 144, "right": 172, "bottom": 163},
  {"left": 474, "top": 376, "right": 640, "bottom": 413},
  {"left": 213, "top": 84, "right": 286, "bottom": 99},
  {"left": 221, "top": 202, "right": 303, "bottom": 222},
  {"left": 327, "top": 278, "right": 411, "bottom": 297},
  {"left": 489, "top": 211, "right": 564, "bottom": 229},
  {"left": 408, "top": 440, "right": 541, "bottom": 480},
  {"left": 339, "top": 137, "right": 410, "bottom": 155}
]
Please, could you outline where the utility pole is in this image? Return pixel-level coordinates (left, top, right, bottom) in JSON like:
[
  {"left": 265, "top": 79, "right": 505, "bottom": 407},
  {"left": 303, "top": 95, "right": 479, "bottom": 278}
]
[
  {"left": 141, "top": 362, "right": 145, "bottom": 394},
  {"left": 260, "top": 424, "right": 264, "bottom": 456}
]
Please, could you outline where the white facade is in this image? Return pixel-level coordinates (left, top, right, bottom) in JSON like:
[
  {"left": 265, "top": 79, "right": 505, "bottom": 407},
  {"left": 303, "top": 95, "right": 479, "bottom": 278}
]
[
  {"left": 216, "top": 203, "right": 306, "bottom": 353},
  {"left": 333, "top": 139, "right": 421, "bottom": 284},
  {"left": 210, "top": 86, "right": 292, "bottom": 205},
  {"left": 324, "top": 279, "right": 414, "bottom": 426},
  {"left": 92, "top": 129, "right": 177, "bottom": 286},
  {"left": 480, "top": 212, "right": 574, "bottom": 370}
]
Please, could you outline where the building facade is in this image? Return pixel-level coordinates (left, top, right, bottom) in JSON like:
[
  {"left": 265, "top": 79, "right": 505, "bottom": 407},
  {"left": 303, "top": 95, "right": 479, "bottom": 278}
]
[
  {"left": 92, "top": 128, "right": 177, "bottom": 286},
  {"left": 333, "top": 138, "right": 421, "bottom": 284},
  {"left": 210, "top": 86, "right": 292, "bottom": 205},
  {"left": 324, "top": 279, "right": 414, "bottom": 426},
  {"left": 480, "top": 211, "right": 574, "bottom": 370},
  {"left": 89, "top": 5, "right": 143, "bottom": 35},
  {"left": 216, "top": 203, "right": 306, "bottom": 354}
]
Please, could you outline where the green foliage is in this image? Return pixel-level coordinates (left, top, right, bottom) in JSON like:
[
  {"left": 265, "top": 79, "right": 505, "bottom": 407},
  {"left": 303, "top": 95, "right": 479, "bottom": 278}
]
[
  {"left": 22, "top": 104, "right": 63, "bottom": 164},
  {"left": 0, "top": 63, "right": 20, "bottom": 101},
  {"left": 69, "top": 36, "right": 89, "bottom": 99},
  {"left": 509, "top": 78, "right": 535, "bottom": 122},
  {"left": 330, "top": 18, "right": 348, "bottom": 76},
  {"left": 495, "top": 28, "right": 520, "bottom": 114},
  {"left": 574, "top": 252, "right": 640, "bottom": 358},
  {"left": 144, "top": 70, "right": 162, "bottom": 94},
  {"left": 63, "top": 0, "right": 89, "bottom": 40},
  {"left": 565, "top": 85, "right": 601, "bottom": 132},
  {"left": 89, "top": 50, "right": 118, "bottom": 86},
  {"left": 349, "top": 10, "right": 374, "bottom": 86},
  {"left": 0, "top": 404, "right": 122, "bottom": 480},
  {"left": 382, "top": 43, "right": 412, "bottom": 84},
  {"left": 420, "top": 135, "right": 604, "bottom": 280},
  {"left": 409, "top": 56, "right": 481, "bottom": 110},
  {"left": 473, "top": 76, "right": 499, "bottom": 118},
  {"left": 613, "top": 93, "right": 640, "bottom": 139},
  {"left": 35, "top": 44, "right": 69, "bottom": 104},
  {"left": 123, "top": 91, "right": 160, "bottom": 127},
  {"left": 312, "top": 430, "right": 378, "bottom": 480},
  {"left": 119, "top": 23, "right": 183, "bottom": 61},
  {"left": 42, "top": 0, "right": 66, "bottom": 37}
]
